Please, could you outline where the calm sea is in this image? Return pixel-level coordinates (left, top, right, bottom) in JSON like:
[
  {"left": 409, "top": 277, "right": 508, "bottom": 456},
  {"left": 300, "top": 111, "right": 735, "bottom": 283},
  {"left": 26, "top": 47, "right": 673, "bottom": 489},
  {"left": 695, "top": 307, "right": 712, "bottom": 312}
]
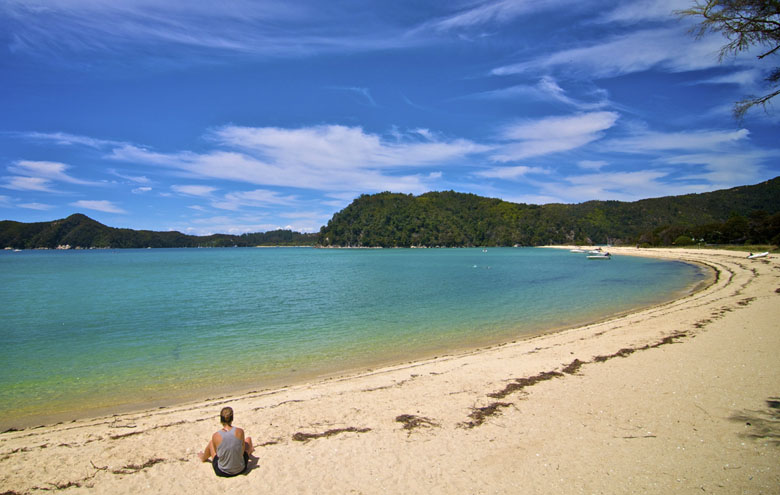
[{"left": 0, "top": 247, "right": 706, "bottom": 427}]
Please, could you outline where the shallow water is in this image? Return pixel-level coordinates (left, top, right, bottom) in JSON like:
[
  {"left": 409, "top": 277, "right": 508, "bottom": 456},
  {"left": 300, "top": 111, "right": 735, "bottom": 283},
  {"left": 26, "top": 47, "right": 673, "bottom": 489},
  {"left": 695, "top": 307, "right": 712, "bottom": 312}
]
[{"left": 0, "top": 247, "right": 707, "bottom": 426}]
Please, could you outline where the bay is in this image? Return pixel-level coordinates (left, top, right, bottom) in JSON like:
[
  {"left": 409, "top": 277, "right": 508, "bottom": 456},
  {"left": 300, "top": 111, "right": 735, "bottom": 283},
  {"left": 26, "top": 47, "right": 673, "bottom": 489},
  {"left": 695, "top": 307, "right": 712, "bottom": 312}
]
[{"left": 0, "top": 247, "right": 707, "bottom": 426}]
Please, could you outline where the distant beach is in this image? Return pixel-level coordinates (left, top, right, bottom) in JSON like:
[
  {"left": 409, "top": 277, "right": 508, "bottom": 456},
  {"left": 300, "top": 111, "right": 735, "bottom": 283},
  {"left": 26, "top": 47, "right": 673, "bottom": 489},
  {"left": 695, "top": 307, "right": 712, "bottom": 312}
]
[{"left": 1, "top": 247, "right": 777, "bottom": 493}]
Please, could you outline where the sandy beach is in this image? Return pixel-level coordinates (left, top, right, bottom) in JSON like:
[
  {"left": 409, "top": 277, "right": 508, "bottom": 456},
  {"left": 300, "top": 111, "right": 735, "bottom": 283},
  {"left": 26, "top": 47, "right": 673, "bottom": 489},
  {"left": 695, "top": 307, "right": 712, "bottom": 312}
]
[{"left": 1, "top": 247, "right": 777, "bottom": 494}]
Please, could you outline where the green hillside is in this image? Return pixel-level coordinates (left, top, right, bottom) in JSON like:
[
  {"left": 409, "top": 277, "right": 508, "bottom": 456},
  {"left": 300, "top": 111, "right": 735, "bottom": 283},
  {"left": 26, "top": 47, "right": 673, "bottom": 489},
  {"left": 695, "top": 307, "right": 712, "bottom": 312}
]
[
  {"left": 0, "top": 214, "right": 318, "bottom": 249},
  {"left": 317, "top": 177, "right": 780, "bottom": 247}
]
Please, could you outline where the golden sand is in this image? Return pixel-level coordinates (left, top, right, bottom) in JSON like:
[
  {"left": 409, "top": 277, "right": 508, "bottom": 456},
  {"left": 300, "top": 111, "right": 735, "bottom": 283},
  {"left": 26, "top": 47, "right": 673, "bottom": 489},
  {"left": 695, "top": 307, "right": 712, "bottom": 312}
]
[{"left": 1, "top": 247, "right": 777, "bottom": 494}]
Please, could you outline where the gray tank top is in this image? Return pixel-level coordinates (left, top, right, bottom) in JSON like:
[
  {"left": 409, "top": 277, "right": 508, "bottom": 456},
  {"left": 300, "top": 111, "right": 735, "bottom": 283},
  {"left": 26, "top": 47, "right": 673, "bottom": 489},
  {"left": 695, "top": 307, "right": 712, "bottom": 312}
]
[{"left": 216, "top": 427, "right": 245, "bottom": 475}]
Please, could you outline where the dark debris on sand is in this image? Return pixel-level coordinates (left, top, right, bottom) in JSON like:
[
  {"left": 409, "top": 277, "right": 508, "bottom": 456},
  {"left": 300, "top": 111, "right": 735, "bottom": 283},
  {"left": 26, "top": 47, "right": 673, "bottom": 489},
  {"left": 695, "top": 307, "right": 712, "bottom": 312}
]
[
  {"left": 395, "top": 414, "right": 439, "bottom": 433},
  {"left": 459, "top": 402, "right": 512, "bottom": 429},
  {"left": 292, "top": 427, "right": 371, "bottom": 442}
]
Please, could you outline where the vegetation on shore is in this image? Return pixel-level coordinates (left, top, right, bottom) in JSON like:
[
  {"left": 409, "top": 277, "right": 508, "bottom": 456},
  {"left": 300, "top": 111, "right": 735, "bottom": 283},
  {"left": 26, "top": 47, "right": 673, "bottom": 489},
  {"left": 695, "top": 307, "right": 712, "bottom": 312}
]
[
  {"left": 318, "top": 177, "right": 780, "bottom": 248},
  {"left": 2, "top": 177, "right": 778, "bottom": 250},
  {"left": 0, "top": 214, "right": 318, "bottom": 249}
]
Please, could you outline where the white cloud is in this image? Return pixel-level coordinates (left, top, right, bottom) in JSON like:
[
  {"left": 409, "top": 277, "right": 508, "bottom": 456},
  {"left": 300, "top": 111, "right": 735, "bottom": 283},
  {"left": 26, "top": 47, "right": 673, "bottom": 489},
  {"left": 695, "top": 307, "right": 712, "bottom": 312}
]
[
  {"left": 0, "top": 195, "right": 14, "bottom": 207},
  {"left": 428, "top": 0, "right": 571, "bottom": 32},
  {"left": 8, "top": 160, "right": 98, "bottom": 185},
  {"left": 2, "top": 176, "right": 57, "bottom": 192},
  {"left": 108, "top": 125, "right": 488, "bottom": 195},
  {"left": 211, "top": 124, "right": 487, "bottom": 168},
  {"left": 211, "top": 189, "right": 297, "bottom": 211},
  {"left": 605, "top": 129, "right": 750, "bottom": 153},
  {"left": 533, "top": 170, "right": 710, "bottom": 203},
  {"left": 475, "top": 165, "right": 548, "bottom": 180},
  {"left": 599, "top": 0, "right": 691, "bottom": 24},
  {"left": 2, "top": 0, "right": 419, "bottom": 61},
  {"left": 697, "top": 69, "right": 763, "bottom": 87},
  {"left": 469, "top": 77, "right": 609, "bottom": 110},
  {"left": 493, "top": 28, "right": 724, "bottom": 78},
  {"left": 492, "top": 111, "right": 619, "bottom": 162},
  {"left": 172, "top": 215, "right": 290, "bottom": 236},
  {"left": 70, "top": 200, "right": 126, "bottom": 214},
  {"left": 171, "top": 185, "right": 217, "bottom": 197},
  {"left": 600, "top": 128, "right": 773, "bottom": 190},
  {"left": 19, "top": 202, "right": 55, "bottom": 210},
  {"left": 20, "top": 131, "right": 126, "bottom": 149},
  {"left": 663, "top": 150, "right": 775, "bottom": 187},
  {"left": 132, "top": 186, "right": 152, "bottom": 194},
  {"left": 577, "top": 160, "right": 608, "bottom": 171},
  {"left": 110, "top": 170, "right": 152, "bottom": 184}
]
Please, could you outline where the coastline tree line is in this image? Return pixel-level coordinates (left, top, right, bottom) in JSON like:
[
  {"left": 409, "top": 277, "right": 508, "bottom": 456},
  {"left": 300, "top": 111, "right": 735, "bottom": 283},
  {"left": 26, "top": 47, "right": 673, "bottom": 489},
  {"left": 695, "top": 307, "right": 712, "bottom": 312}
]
[
  {"left": 318, "top": 177, "right": 780, "bottom": 248},
  {"left": 2, "top": 177, "right": 779, "bottom": 250}
]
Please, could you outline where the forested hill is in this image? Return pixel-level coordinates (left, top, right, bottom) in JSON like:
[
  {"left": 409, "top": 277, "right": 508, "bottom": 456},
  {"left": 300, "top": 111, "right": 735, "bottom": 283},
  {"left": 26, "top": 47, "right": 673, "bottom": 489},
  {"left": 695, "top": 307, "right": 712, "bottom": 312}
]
[
  {"left": 0, "top": 214, "right": 318, "bottom": 249},
  {"left": 318, "top": 177, "right": 780, "bottom": 247}
]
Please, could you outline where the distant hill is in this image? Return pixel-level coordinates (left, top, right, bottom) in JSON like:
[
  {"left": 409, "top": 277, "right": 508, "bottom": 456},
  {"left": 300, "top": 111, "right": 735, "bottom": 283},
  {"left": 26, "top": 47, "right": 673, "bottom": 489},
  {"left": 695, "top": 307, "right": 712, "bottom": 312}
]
[
  {"left": 4, "top": 177, "right": 779, "bottom": 250},
  {"left": 0, "top": 214, "right": 318, "bottom": 249},
  {"left": 317, "top": 177, "right": 780, "bottom": 247}
]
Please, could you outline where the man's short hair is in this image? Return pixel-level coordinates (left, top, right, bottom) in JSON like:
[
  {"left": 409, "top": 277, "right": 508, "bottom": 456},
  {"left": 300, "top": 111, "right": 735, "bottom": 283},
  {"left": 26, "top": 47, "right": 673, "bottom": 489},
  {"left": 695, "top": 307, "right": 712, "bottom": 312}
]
[{"left": 220, "top": 407, "right": 234, "bottom": 425}]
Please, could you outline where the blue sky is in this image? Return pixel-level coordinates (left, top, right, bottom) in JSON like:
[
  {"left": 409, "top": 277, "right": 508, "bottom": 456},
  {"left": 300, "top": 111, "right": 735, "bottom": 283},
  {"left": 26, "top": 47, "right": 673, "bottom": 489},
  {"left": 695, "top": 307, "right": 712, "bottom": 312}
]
[{"left": 1, "top": 0, "right": 778, "bottom": 235}]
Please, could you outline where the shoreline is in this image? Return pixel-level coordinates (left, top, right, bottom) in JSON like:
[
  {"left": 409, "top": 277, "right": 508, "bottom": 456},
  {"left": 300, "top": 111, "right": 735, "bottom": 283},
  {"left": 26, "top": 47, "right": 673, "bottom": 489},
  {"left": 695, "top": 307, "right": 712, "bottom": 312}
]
[
  {"left": 1, "top": 247, "right": 777, "bottom": 493},
  {"left": 1, "top": 247, "right": 712, "bottom": 431}
]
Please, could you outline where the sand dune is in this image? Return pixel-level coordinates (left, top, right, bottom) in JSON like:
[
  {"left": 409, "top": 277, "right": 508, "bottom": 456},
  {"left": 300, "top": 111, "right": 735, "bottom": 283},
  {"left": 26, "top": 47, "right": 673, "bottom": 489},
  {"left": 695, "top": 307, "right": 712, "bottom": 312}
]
[{"left": 1, "top": 247, "right": 778, "bottom": 494}]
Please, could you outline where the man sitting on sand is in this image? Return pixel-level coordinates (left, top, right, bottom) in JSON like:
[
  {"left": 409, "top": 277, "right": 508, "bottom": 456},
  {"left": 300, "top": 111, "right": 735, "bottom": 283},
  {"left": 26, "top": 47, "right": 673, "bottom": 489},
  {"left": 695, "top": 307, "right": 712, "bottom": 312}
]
[{"left": 198, "top": 406, "right": 254, "bottom": 477}]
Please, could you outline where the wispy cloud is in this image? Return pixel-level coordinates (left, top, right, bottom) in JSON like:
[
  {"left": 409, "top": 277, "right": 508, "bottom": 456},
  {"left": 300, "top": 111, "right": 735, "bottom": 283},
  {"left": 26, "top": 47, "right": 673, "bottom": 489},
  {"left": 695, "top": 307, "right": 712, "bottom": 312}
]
[
  {"left": 211, "top": 189, "right": 298, "bottom": 211},
  {"left": 491, "top": 111, "right": 619, "bottom": 162},
  {"left": 327, "top": 86, "right": 377, "bottom": 106},
  {"left": 604, "top": 128, "right": 772, "bottom": 189},
  {"left": 492, "top": 28, "right": 724, "bottom": 78},
  {"left": 2, "top": 176, "right": 57, "bottom": 192},
  {"left": 604, "top": 129, "right": 750, "bottom": 152},
  {"left": 663, "top": 150, "right": 776, "bottom": 187},
  {"left": 696, "top": 69, "right": 764, "bottom": 88},
  {"left": 1, "top": 0, "right": 421, "bottom": 63},
  {"left": 530, "top": 170, "right": 711, "bottom": 204},
  {"left": 474, "top": 165, "right": 549, "bottom": 180},
  {"left": 70, "top": 199, "right": 126, "bottom": 214},
  {"left": 97, "top": 124, "right": 489, "bottom": 199},
  {"left": 2, "top": 160, "right": 100, "bottom": 193},
  {"left": 171, "top": 215, "right": 307, "bottom": 237},
  {"left": 171, "top": 185, "right": 218, "bottom": 197},
  {"left": 8, "top": 160, "right": 100, "bottom": 185},
  {"left": 468, "top": 77, "right": 609, "bottom": 110},
  {"left": 19, "top": 202, "right": 55, "bottom": 210},
  {"left": 426, "top": 0, "right": 572, "bottom": 32},
  {"left": 598, "top": 0, "right": 691, "bottom": 24},
  {"left": 17, "top": 131, "right": 127, "bottom": 149},
  {"left": 577, "top": 160, "right": 608, "bottom": 171}
]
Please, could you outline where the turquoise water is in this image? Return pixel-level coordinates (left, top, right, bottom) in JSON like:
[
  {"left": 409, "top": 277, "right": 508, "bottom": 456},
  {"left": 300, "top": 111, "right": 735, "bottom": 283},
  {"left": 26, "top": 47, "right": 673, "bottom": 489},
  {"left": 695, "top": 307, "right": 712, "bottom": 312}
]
[{"left": 0, "top": 247, "right": 706, "bottom": 426}]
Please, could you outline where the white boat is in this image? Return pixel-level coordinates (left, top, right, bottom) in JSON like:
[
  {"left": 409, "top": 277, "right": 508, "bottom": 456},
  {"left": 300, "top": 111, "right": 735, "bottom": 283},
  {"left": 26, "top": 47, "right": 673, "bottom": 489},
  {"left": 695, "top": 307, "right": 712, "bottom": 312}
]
[
  {"left": 587, "top": 252, "right": 611, "bottom": 260},
  {"left": 747, "top": 251, "right": 769, "bottom": 259},
  {"left": 570, "top": 248, "right": 586, "bottom": 253}
]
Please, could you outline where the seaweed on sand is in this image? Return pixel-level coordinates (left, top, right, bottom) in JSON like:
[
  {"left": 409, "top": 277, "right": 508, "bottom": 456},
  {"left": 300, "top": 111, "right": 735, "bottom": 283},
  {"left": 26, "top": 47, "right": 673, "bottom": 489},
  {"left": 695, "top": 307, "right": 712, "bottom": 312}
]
[
  {"left": 111, "top": 458, "right": 165, "bottom": 475},
  {"left": 487, "top": 371, "right": 564, "bottom": 399},
  {"left": 292, "top": 427, "right": 371, "bottom": 442},
  {"left": 459, "top": 402, "right": 512, "bottom": 429},
  {"left": 561, "top": 359, "right": 586, "bottom": 375},
  {"left": 395, "top": 414, "right": 439, "bottom": 433}
]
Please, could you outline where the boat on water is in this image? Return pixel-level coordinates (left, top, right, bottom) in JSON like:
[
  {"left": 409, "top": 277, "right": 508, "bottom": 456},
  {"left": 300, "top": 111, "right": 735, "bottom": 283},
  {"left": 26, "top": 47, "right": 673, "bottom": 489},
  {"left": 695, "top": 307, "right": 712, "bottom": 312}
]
[
  {"left": 587, "top": 252, "right": 611, "bottom": 260},
  {"left": 747, "top": 251, "right": 769, "bottom": 259},
  {"left": 570, "top": 248, "right": 586, "bottom": 253}
]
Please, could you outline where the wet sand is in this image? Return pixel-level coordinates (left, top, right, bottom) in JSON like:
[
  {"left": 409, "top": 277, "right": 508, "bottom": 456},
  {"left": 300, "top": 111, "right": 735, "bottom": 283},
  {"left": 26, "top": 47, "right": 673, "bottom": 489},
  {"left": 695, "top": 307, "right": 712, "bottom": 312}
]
[{"left": 1, "top": 247, "right": 777, "bottom": 494}]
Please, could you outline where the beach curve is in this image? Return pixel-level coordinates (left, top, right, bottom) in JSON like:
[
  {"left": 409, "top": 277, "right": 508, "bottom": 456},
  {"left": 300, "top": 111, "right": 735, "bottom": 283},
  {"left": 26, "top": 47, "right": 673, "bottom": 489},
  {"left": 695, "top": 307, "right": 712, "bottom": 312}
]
[{"left": 1, "top": 247, "right": 777, "bottom": 494}]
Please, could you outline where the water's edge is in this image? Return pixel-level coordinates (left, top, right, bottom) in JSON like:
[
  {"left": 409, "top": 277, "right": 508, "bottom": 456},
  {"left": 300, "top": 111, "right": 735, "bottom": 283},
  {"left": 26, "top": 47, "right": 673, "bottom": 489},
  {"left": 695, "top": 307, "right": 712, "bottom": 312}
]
[{"left": 1, "top": 248, "right": 715, "bottom": 431}]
